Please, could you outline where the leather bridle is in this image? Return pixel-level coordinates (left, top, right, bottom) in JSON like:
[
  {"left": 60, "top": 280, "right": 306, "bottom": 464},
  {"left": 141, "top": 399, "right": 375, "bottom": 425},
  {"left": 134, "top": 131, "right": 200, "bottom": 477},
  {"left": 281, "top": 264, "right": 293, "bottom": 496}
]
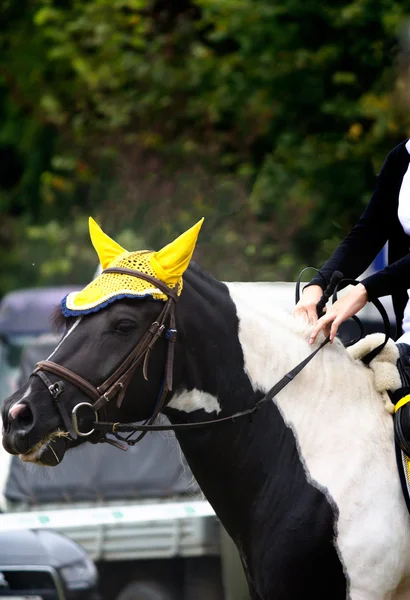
[
  {"left": 31, "top": 266, "right": 333, "bottom": 451},
  {"left": 32, "top": 267, "right": 179, "bottom": 449}
]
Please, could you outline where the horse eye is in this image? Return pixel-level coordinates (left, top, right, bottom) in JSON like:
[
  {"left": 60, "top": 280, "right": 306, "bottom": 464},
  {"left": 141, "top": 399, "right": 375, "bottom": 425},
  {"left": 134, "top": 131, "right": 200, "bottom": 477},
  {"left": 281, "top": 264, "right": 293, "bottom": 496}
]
[{"left": 114, "top": 320, "right": 136, "bottom": 334}]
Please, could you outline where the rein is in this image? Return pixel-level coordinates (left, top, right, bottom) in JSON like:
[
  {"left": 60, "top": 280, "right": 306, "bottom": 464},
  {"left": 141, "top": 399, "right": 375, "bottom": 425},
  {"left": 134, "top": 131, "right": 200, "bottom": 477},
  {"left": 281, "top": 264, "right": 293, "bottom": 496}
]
[
  {"left": 93, "top": 337, "right": 329, "bottom": 443},
  {"left": 32, "top": 268, "right": 342, "bottom": 449}
]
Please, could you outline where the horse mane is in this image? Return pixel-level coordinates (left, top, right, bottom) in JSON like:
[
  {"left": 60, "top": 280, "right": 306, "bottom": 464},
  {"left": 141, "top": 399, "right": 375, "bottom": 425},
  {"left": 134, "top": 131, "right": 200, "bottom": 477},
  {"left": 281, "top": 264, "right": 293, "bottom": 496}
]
[
  {"left": 274, "top": 305, "right": 400, "bottom": 413},
  {"left": 188, "top": 261, "right": 222, "bottom": 286},
  {"left": 51, "top": 305, "right": 72, "bottom": 333}
]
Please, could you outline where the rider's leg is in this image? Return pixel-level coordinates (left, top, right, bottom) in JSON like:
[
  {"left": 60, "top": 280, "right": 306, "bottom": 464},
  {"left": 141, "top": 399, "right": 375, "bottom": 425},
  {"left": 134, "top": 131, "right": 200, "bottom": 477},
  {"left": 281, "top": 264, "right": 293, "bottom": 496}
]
[{"left": 393, "top": 343, "right": 410, "bottom": 456}]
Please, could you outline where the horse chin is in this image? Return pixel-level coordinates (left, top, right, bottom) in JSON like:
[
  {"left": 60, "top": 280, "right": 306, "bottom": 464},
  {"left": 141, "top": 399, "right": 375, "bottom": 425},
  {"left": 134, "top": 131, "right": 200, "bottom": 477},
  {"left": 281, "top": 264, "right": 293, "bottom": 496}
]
[{"left": 19, "top": 432, "right": 70, "bottom": 467}]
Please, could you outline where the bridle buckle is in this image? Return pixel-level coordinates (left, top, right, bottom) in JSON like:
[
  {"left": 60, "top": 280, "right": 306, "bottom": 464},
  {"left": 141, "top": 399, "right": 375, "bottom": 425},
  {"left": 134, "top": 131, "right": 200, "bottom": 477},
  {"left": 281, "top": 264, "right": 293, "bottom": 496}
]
[
  {"left": 72, "top": 402, "right": 98, "bottom": 437},
  {"left": 48, "top": 381, "right": 65, "bottom": 399}
]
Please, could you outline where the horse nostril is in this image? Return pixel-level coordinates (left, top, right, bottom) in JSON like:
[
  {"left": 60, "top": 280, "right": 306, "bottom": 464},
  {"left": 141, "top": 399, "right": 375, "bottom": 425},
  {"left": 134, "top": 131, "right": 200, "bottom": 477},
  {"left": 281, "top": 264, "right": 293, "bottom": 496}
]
[
  {"left": 9, "top": 403, "right": 27, "bottom": 420},
  {"left": 9, "top": 403, "right": 34, "bottom": 428}
]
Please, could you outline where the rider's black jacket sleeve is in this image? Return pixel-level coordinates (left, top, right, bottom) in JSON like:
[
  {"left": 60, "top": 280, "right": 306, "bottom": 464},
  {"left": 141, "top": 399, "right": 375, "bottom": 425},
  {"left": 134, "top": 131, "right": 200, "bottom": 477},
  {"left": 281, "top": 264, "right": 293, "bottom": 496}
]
[
  {"left": 309, "top": 141, "right": 409, "bottom": 298},
  {"left": 361, "top": 252, "right": 410, "bottom": 300}
]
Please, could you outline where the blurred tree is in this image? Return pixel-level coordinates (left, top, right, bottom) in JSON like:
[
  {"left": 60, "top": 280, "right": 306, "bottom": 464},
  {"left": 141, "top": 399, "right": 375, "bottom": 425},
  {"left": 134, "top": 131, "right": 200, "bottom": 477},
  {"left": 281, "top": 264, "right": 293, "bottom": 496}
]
[{"left": 0, "top": 0, "right": 409, "bottom": 294}]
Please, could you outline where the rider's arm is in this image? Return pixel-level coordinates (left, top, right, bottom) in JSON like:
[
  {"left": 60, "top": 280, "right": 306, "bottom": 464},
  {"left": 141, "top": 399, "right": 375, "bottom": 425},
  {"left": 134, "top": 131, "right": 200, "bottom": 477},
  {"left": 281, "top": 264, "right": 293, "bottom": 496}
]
[
  {"left": 309, "top": 249, "right": 410, "bottom": 344},
  {"left": 361, "top": 251, "right": 410, "bottom": 300},
  {"left": 309, "top": 142, "right": 407, "bottom": 290}
]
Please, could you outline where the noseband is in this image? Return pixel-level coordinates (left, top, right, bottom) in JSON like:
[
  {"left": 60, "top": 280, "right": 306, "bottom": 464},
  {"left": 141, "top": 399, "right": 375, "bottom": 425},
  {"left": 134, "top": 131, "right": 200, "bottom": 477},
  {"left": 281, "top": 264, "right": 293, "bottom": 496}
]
[{"left": 32, "top": 268, "right": 178, "bottom": 448}]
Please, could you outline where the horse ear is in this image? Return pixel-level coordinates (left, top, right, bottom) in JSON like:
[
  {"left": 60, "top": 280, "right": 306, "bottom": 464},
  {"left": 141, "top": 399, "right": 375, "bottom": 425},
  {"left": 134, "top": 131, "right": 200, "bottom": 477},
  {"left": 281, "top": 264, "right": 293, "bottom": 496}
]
[
  {"left": 89, "top": 217, "right": 127, "bottom": 270},
  {"left": 151, "top": 218, "right": 204, "bottom": 283}
]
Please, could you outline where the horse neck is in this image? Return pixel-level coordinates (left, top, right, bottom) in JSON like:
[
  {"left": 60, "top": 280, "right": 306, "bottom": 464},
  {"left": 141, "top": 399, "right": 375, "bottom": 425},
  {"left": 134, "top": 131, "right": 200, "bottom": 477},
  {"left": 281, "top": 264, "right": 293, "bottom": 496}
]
[
  {"left": 166, "top": 276, "right": 390, "bottom": 551},
  {"left": 165, "top": 275, "right": 330, "bottom": 541},
  {"left": 172, "top": 276, "right": 323, "bottom": 415}
]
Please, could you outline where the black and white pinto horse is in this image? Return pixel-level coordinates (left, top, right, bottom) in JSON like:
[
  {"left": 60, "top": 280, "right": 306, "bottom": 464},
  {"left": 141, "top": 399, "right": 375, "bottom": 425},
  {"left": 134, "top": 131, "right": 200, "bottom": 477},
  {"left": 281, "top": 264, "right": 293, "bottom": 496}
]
[{"left": 2, "top": 264, "right": 410, "bottom": 600}]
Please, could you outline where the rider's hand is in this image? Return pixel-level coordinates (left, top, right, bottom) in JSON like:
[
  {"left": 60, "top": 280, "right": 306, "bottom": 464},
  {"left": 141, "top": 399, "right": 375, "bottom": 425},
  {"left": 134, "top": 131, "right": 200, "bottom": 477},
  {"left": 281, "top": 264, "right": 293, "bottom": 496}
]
[
  {"left": 292, "top": 285, "right": 324, "bottom": 324},
  {"left": 309, "top": 283, "right": 368, "bottom": 344}
]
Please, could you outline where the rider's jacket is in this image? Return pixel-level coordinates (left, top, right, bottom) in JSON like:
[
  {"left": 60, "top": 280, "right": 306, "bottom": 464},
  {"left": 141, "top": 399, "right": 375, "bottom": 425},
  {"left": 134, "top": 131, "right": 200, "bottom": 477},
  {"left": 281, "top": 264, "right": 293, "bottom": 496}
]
[{"left": 310, "top": 139, "right": 410, "bottom": 339}]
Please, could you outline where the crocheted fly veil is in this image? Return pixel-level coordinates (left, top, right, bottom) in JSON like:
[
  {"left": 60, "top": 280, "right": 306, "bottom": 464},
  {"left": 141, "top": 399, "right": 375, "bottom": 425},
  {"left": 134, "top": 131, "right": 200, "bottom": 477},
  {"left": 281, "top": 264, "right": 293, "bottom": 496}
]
[{"left": 63, "top": 217, "right": 203, "bottom": 316}]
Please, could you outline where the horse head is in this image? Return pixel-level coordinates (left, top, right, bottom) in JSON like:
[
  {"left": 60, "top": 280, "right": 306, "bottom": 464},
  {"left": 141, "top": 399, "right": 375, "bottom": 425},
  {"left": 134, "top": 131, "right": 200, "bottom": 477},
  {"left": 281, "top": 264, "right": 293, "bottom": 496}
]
[{"left": 1, "top": 217, "right": 203, "bottom": 466}]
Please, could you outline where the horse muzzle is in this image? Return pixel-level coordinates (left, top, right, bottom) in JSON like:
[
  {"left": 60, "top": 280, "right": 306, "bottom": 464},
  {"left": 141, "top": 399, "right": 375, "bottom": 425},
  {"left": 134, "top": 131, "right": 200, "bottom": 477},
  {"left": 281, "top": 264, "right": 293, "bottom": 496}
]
[
  {"left": 2, "top": 391, "right": 69, "bottom": 465},
  {"left": 18, "top": 433, "right": 70, "bottom": 467}
]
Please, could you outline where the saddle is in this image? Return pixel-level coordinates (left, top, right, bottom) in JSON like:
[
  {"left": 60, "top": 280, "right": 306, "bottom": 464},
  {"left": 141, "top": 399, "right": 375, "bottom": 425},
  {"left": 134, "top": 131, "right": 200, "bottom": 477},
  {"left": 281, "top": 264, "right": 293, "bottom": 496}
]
[{"left": 347, "top": 335, "right": 410, "bottom": 515}]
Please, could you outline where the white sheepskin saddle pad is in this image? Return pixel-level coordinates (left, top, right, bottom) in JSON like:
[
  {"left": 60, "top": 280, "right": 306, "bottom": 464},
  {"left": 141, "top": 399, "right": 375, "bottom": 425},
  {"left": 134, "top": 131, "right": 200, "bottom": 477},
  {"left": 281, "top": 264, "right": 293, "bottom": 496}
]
[{"left": 346, "top": 333, "right": 401, "bottom": 414}]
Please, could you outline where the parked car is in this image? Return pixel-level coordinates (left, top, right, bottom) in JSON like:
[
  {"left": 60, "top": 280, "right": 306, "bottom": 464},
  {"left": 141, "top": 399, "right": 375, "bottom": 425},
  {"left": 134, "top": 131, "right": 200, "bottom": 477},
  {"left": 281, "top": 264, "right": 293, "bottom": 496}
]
[{"left": 0, "top": 527, "right": 99, "bottom": 599}]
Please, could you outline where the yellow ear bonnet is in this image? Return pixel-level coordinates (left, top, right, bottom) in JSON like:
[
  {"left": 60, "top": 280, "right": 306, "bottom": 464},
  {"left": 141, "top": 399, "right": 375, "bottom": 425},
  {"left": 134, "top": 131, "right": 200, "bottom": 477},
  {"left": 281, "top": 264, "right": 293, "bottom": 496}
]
[
  {"left": 88, "top": 217, "right": 127, "bottom": 269},
  {"left": 62, "top": 218, "right": 203, "bottom": 316},
  {"left": 150, "top": 218, "right": 204, "bottom": 284}
]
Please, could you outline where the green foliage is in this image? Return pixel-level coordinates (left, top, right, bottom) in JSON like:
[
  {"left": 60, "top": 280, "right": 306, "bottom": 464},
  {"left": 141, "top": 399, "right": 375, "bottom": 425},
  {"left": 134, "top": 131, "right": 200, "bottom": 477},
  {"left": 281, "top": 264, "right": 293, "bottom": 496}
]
[{"left": 1, "top": 0, "right": 410, "bottom": 295}]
